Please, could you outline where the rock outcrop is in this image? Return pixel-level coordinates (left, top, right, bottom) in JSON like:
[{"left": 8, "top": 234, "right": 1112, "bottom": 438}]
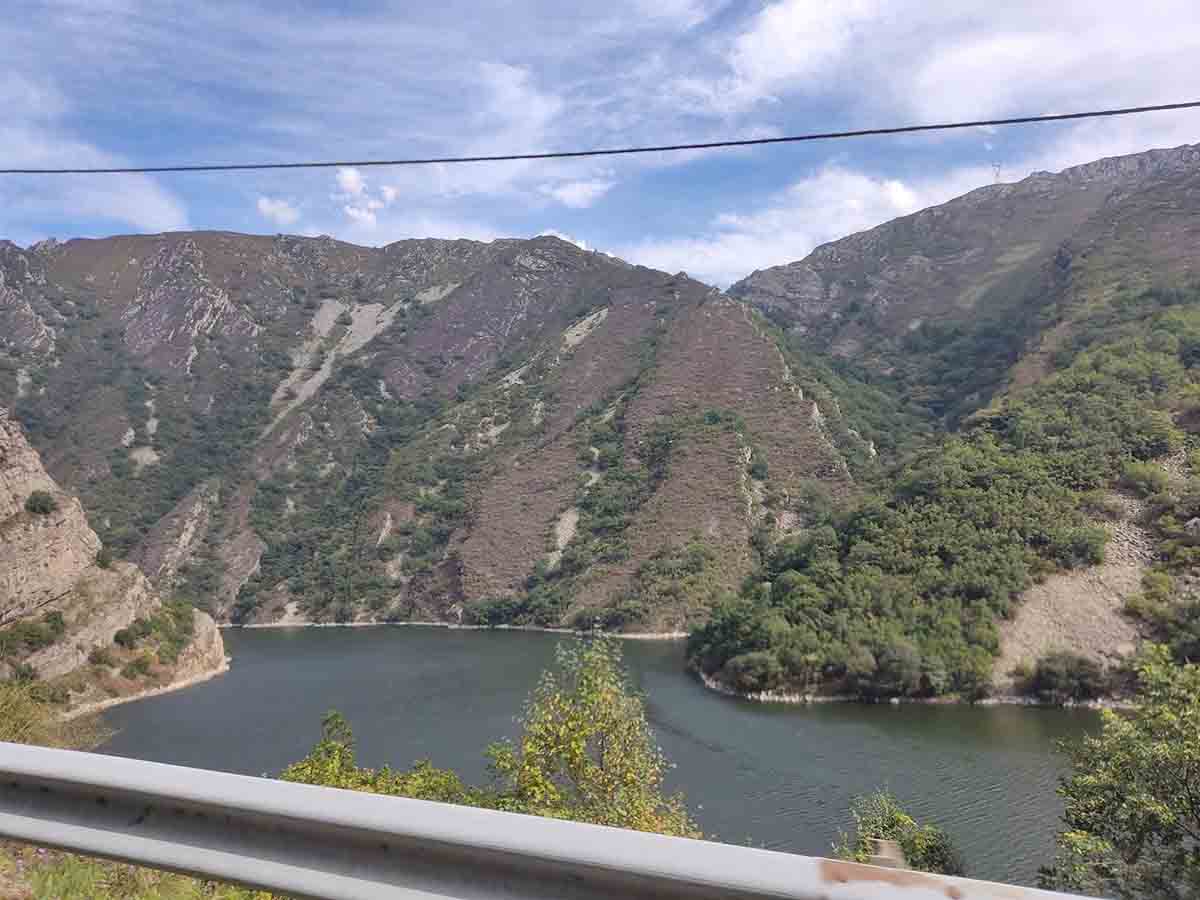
[
  {"left": 0, "top": 407, "right": 226, "bottom": 708},
  {"left": 1, "top": 408, "right": 100, "bottom": 614}
]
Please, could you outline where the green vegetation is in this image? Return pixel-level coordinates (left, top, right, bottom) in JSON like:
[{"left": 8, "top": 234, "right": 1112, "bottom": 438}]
[
  {"left": 0, "top": 639, "right": 693, "bottom": 898},
  {"left": 834, "top": 790, "right": 965, "bottom": 875},
  {"left": 24, "top": 489, "right": 57, "bottom": 515},
  {"left": 692, "top": 286, "right": 1200, "bottom": 699},
  {"left": 18, "top": 853, "right": 267, "bottom": 900},
  {"left": 0, "top": 679, "right": 107, "bottom": 750},
  {"left": 1040, "top": 646, "right": 1200, "bottom": 898},
  {"left": 282, "top": 638, "right": 698, "bottom": 835},
  {"left": 111, "top": 600, "right": 196, "bottom": 669},
  {"left": 1027, "top": 652, "right": 1111, "bottom": 705},
  {"left": 0, "top": 611, "right": 67, "bottom": 662}
]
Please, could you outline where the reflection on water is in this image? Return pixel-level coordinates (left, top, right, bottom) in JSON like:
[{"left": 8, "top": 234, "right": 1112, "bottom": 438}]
[{"left": 100, "top": 627, "right": 1098, "bottom": 886}]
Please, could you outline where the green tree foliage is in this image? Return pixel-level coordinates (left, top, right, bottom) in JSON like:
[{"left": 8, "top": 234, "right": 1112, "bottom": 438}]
[
  {"left": 24, "top": 489, "right": 57, "bottom": 515},
  {"left": 1122, "top": 461, "right": 1171, "bottom": 497},
  {"left": 691, "top": 287, "right": 1200, "bottom": 699},
  {"left": 834, "top": 790, "right": 965, "bottom": 875},
  {"left": 1029, "top": 652, "right": 1110, "bottom": 705},
  {"left": 1040, "top": 646, "right": 1200, "bottom": 898},
  {"left": 0, "top": 611, "right": 68, "bottom": 661},
  {"left": 488, "top": 640, "right": 697, "bottom": 834},
  {"left": 283, "top": 639, "right": 699, "bottom": 837}
]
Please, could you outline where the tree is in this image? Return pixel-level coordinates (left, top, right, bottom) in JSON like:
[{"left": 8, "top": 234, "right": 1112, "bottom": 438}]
[
  {"left": 834, "top": 790, "right": 964, "bottom": 875},
  {"left": 1040, "top": 646, "right": 1200, "bottom": 898},
  {"left": 24, "top": 490, "right": 57, "bottom": 515},
  {"left": 284, "top": 638, "right": 699, "bottom": 838},
  {"left": 488, "top": 639, "right": 699, "bottom": 836},
  {"left": 1029, "top": 652, "right": 1109, "bottom": 704}
]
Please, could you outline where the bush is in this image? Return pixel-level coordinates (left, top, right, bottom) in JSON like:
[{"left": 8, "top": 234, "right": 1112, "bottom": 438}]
[
  {"left": 835, "top": 790, "right": 965, "bottom": 875},
  {"left": 24, "top": 490, "right": 57, "bottom": 515},
  {"left": 96, "top": 545, "right": 113, "bottom": 569},
  {"left": 0, "top": 680, "right": 108, "bottom": 748},
  {"left": 1029, "top": 652, "right": 1108, "bottom": 704},
  {"left": 721, "top": 651, "right": 785, "bottom": 692},
  {"left": 1121, "top": 461, "right": 1169, "bottom": 497},
  {"left": 120, "top": 654, "right": 153, "bottom": 680},
  {"left": 88, "top": 646, "right": 115, "bottom": 667}
]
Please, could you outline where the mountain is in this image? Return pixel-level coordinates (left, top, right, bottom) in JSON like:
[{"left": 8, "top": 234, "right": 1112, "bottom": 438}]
[
  {"left": 0, "top": 407, "right": 226, "bottom": 709},
  {"left": 692, "top": 143, "right": 1200, "bottom": 699},
  {"left": 732, "top": 144, "right": 1200, "bottom": 426},
  {"left": 4, "top": 143, "right": 1199, "bottom": 697},
  {"left": 0, "top": 234, "right": 855, "bottom": 631}
]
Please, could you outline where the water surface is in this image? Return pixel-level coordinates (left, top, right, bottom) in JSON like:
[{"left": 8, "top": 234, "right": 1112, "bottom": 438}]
[{"left": 100, "top": 628, "right": 1098, "bottom": 886}]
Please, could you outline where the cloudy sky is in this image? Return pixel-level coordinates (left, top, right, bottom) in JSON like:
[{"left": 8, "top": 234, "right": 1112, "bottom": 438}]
[{"left": 3, "top": 1, "right": 1199, "bottom": 285}]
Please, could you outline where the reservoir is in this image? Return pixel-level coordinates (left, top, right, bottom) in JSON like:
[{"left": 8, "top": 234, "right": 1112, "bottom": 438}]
[{"left": 99, "top": 627, "right": 1097, "bottom": 886}]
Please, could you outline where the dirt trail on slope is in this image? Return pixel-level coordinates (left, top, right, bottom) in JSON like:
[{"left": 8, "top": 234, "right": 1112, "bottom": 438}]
[{"left": 994, "top": 493, "right": 1147, "bottom": 689}]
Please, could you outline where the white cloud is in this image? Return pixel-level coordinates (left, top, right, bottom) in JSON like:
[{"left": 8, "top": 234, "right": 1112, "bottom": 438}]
[
  {"left": 724, "top": 0, "right": 876, "bottom": 109},
  {"left": 621, "top": 101, "right": 1200, "bottom": 288},
  {"left": 0, "top": 75, "right": 186, "bottom": 241},
  {"left": 333, "top": 169, "right": 404, "bottom": 231},
  {"left": 619, "top": 166, "right": 950, "bottom": 286},
  {"left": 256, "top": 196, "right": 300, "bottom": 226},
  {"left": 343, "top": 205, "right": 377, "bottom": 228},
  {"left": 335, "top": 167, "right": 366, "bottom": 197},
  {"left": 538, "top": 178, "right": 615, "bottom": 208}
]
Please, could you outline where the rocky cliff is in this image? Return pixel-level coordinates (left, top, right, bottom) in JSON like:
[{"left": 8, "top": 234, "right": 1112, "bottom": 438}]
[{"left": 0, "top": 407, "right": 226, "bottom": 708}]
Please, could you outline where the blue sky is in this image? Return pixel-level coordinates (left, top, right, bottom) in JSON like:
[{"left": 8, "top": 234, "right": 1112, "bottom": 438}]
[{"left": 3, "top": 0, "right": 1200, "bottom": 285}]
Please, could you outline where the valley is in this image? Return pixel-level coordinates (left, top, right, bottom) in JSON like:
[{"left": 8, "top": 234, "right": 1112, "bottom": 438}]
[{"left": 4, "top": 142, "right": 1200, "bottom": 706}]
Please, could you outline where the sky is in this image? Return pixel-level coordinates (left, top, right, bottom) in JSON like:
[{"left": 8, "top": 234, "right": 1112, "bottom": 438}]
[{"left": 3, "top": 1, "right": 1200, "bottom": 287}]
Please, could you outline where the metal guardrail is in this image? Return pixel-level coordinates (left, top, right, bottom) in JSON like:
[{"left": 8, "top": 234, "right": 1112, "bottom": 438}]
[{"left": 0, "top": 742, "right": 1091, "bottom": 900}]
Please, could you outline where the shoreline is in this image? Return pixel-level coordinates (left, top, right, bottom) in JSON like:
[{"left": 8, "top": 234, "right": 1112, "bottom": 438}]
[
  {"left": 223, "top": 619, "right": 688, "bottom": 641},
  {"left": 62, "top": 656, "right": 232, "bottom": 721},
  {"left": 695, "top": 670, "right": 1132, "bottom": 711}
]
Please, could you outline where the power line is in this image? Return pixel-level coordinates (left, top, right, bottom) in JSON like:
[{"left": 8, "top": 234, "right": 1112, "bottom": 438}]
[{"left": 3, "top": 100, "right": 1199, "bottom": 176}]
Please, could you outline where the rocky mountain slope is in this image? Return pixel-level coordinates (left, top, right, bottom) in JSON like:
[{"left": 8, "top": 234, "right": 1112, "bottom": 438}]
[
  {"left": 732, "top": 143, "right": 1200, "bottom": 424},
  {"left": 1, "top": 234, "right": 855, "bottom": 630},
  {"left": 4, "top": 142, "right": 1198, "bottom": 676},
  {"left": 0, "top": 408, "right": 226, "bottom": 709}
]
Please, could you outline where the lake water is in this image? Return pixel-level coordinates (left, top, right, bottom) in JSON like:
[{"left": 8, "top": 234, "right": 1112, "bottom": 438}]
[{"left": 99, "top": 628, "right": 1098, "bottom": 886}]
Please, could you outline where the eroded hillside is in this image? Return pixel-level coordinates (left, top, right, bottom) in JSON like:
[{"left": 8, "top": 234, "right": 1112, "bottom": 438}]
[{"left": 1, "top": 234, "right": 855, "bottom": 629}]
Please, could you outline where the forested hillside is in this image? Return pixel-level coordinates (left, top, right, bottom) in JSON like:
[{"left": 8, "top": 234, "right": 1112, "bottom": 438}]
[{"left": 690, "top": 286, "right": 1200, "bottom": 698}]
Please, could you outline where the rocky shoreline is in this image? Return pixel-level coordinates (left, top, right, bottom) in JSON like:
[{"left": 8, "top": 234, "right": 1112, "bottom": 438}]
[
  {"left": 63, "top": 611, "right": 232, "bottom": 720},
  {"left": 695, "top": 669, "right": 1133, "bottom": 710},
  {"left": 225, "top": 619, "right": 688, "bottom": 640},
  {"left": 63, "top": 654, "right": 231, "bottom": 721}
]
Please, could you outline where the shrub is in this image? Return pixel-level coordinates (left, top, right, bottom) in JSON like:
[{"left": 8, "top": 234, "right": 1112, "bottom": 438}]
[
  {"left": 88, "top": 646, "right": 115, "bottom": 667},
  {"left": 1121, "top": 461, "right": 1169, "bottom": 497},
  {"left": 24, "top": 490, "right": 57, "bottom": 515},
  {"left": 1029, "top": 652, "right": 1108, "bottom": 704},
  {"left": 96, "top": 545, "right": 113, "bottom": 569},
  {"left": 721, "top": 651, "right": 784, "bottom": 692},
  {"left": 120, "top": 654, "right": 153, "bottom": 680},
  {"left": 835, "top": 790, "right": 965, "bottom": 875}
]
